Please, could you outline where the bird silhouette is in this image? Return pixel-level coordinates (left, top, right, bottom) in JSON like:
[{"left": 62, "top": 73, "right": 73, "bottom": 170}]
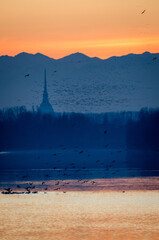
[
  {"left": 4, "top": 188, "right": 12, "bottom": 193},
  {"left": 141, "top": 10, "right": 146, "bottom": 14},
  {"left": 32, "top": 191, "right": 38, "bottom": 194},
  {"left": 45, "top": 174, "right": 50, "bottom": 178},
  {"left": 22, "top": 175, "right": 28, "bottom": 179},
  {"left": 25, "top": 74, "right": 30, "bottom": 77},
  {"left": 25, "top": 187, "right": 31, "bottom": 193},
  {"left": 153, "top": 57, "right": 157, "bottom": 60},
  {"left": 79, "top": 150, "right": 84, "bottom": 154}
]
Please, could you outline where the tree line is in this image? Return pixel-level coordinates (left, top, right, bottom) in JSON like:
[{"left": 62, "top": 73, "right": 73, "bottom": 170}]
[{"left": 0, "top": 106, "right": 158, "bottom": 150}]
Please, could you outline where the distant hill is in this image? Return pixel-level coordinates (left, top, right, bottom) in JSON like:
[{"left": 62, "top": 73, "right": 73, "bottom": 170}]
[{"left": 0, "top": 51, "right": 159, "bottom": 113}]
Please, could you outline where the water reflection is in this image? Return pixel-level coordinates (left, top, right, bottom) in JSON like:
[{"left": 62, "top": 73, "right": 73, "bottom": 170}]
[{"left": 0, "top": 191, "right": 159, "bottom": 240}]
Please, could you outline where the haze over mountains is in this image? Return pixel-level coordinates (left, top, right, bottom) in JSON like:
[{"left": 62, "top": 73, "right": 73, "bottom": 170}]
[{"left": 0, "top": 51, "right": 159, "bottom": 113}]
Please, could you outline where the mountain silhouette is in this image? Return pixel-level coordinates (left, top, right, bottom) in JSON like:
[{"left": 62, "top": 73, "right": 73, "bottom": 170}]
[{"left": 0, "top": 51, "right": 159, "bottom": 113}]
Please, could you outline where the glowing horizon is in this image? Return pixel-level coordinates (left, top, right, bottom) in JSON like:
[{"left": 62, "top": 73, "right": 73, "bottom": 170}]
[{"left": 0, "top": 0, "right": 159, "bottom": 59}]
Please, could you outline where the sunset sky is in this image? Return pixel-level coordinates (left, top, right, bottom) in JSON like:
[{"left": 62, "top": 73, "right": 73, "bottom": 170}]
[{"left": 0, "top": 0, "right": 159, "bottom": 59}]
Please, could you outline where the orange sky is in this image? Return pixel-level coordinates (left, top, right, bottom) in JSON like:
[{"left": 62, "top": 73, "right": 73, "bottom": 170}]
[{"left": 0, "top": 0, "right": 159, "bottom": 59}]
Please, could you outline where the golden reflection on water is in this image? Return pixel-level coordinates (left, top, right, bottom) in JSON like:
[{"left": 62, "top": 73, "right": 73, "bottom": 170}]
[{"left": 0, "top": 190, "right": 159, "bottom": 240}]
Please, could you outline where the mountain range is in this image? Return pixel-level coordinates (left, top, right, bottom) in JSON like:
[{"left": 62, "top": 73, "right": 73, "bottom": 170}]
[{"left": 0, "top": 51, "right": 159, "bottom": 113}]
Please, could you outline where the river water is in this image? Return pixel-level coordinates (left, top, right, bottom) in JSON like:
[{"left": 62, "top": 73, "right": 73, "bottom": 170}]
[
  {"left": 0, "top": 188, "right": 159, "bottom": 240},
  {"left": 0, "top": 149, "right": 159, "bottom": 240}
]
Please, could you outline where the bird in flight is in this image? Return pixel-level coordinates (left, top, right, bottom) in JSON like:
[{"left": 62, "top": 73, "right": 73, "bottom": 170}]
[
  {"left": 153, "top": 57, "right": 157, "bottom": 60},
  {"left": 141, "top": 10, "right": 146, "bottom": 14},
  {"left": 79, "top": 150, "right": 84, "bottom": 154},
  {"left": 25, "top": 74, "right": 30, "bottom": 77}
]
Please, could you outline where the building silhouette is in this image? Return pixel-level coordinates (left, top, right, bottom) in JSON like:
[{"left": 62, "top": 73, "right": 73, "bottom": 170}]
[{"left": 39, "top": 69, "right": 54, "bottom": 114}]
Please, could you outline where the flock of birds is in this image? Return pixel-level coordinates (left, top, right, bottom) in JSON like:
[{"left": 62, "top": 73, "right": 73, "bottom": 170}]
[
  {"left": 1, "top": 130, "right": 131, "bottom": 195},
  {"left": 2, "top": 178, "right": 98, "bottom": 195},
  {"left": 2, "top": 176, "right": 126, "bottom": 195}
]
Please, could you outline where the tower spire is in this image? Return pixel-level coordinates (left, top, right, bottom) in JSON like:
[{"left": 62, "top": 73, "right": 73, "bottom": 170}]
[
  {"left": 44, "top": 68, "right": 47, "bottom": 94},
  {"left": 39, "top": 69, "right": 54, "bottom": 114},
  {"left": 42, "top": 68, "right": 48, "bottom": 103}
]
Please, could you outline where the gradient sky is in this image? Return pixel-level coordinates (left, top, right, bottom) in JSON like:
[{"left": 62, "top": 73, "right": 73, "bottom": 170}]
[{"left": 0, "top": 0, "right": 159, "bottom": 59}]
